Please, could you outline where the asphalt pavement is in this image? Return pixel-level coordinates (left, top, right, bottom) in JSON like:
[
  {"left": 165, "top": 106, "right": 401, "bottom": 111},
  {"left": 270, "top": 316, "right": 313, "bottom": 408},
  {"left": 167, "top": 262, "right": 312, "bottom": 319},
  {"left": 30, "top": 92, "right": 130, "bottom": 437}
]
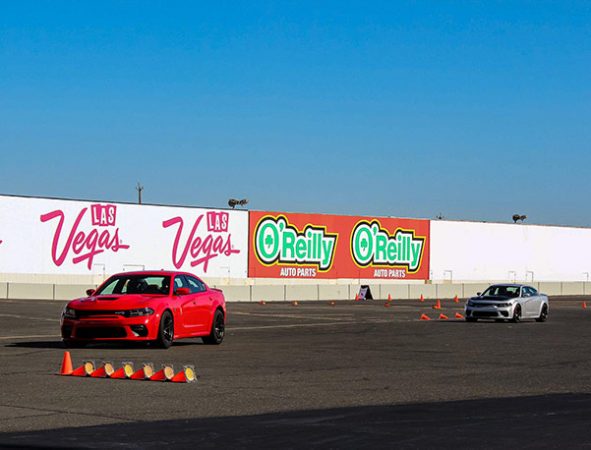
[{"left": 0, "top": 297, "right": 590, "bottom": 448}]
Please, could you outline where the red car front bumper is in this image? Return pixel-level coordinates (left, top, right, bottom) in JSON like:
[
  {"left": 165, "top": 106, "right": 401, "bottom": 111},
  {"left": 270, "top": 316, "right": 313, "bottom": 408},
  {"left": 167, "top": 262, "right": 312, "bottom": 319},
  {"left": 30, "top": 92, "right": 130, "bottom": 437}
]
[{"left": 61, "top": 315, "right": 160, "bottom": 342}]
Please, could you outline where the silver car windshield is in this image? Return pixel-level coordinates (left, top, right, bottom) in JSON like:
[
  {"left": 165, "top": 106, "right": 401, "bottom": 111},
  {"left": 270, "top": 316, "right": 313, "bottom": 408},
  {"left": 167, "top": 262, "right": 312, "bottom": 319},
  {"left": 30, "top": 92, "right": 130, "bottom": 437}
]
[{"left": 482, "top": 286, "right": 520, "bottom": 298}]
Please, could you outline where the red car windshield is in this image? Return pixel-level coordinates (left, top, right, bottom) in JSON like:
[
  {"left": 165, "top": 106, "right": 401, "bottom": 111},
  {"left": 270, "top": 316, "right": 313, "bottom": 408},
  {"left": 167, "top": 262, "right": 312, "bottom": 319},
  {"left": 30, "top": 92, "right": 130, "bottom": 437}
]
[{"left": 96, "top": 275, "right": 171, "bottom": 296}]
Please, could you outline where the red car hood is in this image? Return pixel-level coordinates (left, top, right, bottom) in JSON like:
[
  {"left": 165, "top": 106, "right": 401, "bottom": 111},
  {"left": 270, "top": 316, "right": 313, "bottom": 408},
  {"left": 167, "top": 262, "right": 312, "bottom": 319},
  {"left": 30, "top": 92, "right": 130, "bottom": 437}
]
[{"left": 69, "top": 294, "right": 161, "bottom": 310}]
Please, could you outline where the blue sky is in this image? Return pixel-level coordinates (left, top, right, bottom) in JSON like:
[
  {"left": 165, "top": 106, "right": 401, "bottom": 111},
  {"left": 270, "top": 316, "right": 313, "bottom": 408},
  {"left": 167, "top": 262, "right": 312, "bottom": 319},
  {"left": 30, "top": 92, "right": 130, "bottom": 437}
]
[{"left": 1, "top": 1, "right": 590, "bottom": 225}]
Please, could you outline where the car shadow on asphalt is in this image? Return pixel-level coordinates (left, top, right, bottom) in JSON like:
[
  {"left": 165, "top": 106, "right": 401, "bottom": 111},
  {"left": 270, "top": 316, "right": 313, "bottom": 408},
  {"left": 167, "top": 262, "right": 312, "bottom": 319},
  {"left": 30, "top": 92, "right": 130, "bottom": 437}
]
[
  {"left": 5, "top": 339, "right": 205, "bottom": 349},
  {"left": 4, "top": 340, "right": 66, "bottom": 349}
]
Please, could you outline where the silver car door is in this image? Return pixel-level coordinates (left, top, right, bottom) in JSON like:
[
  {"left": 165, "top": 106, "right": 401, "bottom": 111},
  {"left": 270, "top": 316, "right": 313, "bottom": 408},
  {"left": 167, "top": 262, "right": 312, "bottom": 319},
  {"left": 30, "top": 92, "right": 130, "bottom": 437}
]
[
  {"left": 521, "top": 287, "right": 535, "bottom": 317},
  {"left": 529, "top": 288, "right": 543, "bottom": 316}
]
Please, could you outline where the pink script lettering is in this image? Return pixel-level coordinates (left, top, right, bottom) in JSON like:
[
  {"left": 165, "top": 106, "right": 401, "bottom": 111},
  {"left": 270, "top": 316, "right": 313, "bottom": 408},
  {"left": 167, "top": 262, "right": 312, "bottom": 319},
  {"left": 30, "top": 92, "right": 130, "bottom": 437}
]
[
  {"left": 163, "top": 215, "right": 240, "bottom": 272},
  {"left": 40, "top": 208, "right": 130, "bottom": 270}
]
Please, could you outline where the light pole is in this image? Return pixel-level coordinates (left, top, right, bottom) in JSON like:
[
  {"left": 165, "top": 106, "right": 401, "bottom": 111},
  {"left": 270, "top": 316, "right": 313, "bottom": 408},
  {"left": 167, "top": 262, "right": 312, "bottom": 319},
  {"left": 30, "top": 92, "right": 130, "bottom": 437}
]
[{"left": 136, "top": 182, "right": 144, "bottom": 204}]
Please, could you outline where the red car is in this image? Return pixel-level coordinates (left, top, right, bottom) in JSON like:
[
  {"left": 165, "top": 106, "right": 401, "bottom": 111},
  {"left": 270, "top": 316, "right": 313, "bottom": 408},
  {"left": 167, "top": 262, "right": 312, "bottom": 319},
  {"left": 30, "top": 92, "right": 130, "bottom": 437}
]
[{"left": 60, "top": 271, "right": 226, "bottom": 348}]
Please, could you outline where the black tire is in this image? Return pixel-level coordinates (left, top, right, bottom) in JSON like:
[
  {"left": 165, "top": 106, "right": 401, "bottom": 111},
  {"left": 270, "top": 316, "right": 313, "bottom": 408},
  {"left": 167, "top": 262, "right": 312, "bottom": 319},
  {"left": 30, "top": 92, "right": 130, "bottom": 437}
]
[
  {"left": 536, "top": 304, "right": 549, "bottom": 322},
  {"left": 466, "top": 317, "right": 477, "bottom": 322},
  {"left": 155, "top": 310, "right": 174, "bottom": 349},
  {"left": 203, "top": 310, "right": 225, "bottom": 345},
  {"left": 511, "top": 305, "right": 522, "bottom": 323}
]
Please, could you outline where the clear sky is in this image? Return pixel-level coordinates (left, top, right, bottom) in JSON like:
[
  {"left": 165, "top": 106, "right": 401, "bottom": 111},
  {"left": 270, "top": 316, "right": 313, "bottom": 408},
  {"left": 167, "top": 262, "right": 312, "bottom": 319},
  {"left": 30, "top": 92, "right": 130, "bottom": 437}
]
[{"left": 1, "top": 1, "right": 589, "bottom": 226}]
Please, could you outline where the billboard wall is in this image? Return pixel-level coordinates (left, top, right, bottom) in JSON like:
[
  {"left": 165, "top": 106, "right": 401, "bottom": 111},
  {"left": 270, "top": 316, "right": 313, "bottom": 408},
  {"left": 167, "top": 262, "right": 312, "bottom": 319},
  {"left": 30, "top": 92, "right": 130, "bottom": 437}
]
[
  {"left": 248, "top": 211, "right": 430, "bottom": 279},
  {"left": 0, "top": 195, "right": 248, "bottom": 278},
  {"left": 430, "top": 220, "right": 591, "bottom": 282}
]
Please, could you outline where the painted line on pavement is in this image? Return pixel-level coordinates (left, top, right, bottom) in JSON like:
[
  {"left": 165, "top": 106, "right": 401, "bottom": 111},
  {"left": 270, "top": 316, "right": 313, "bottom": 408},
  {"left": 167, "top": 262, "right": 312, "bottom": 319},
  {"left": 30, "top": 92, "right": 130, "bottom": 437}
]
[
  {"left": 0, "top": 334, "right": 61, "bottom": 340},
  {"left": 230, "top": 319, "right": 390, "bottom": 331}
]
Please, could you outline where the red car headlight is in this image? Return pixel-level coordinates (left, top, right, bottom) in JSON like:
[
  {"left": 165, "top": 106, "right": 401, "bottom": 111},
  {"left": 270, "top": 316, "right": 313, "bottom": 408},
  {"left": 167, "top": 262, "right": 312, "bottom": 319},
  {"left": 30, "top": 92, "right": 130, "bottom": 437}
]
[
  {"left": 126, "top": 307, "right": 155, "bottom": 317},
  {"left": 63, "top": 307, "right": 76, "bottom": 319}
]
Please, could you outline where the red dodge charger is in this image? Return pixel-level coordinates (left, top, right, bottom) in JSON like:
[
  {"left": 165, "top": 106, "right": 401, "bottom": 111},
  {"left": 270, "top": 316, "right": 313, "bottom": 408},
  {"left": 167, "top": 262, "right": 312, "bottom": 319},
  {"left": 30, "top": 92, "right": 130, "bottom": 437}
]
[{"left": 60, "top": 271, "right": 226, "bottom": 348}]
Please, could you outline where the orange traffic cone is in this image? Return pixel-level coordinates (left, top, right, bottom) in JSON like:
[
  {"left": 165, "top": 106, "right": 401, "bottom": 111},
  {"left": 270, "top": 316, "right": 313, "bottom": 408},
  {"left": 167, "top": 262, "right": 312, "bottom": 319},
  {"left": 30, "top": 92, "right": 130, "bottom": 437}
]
[
  {"left": 439, "top": 313, "right": 449, "bottom": 320},
  {"left": 171, "top": 366, "right": 197, "bottom": 383},
  {"left": 59, "top": 351, "right": 73, "bottom": 375},
  {"left": 453, "top": 295, "right": 459, "bottom": 303},
  {"left": 420, "top": 313, "right": 431, "bottom": 321},
  {"left": 71, "top": 361, "right": 95, "bottom": 377},
  {"left": 131, "top": 363, "right": 154, "bottom": 380},
  {"left": 91, "top": 362, "right": 115, "bottom": 378},
  {"left": 455, "top": 312, "right": 464, "bottom": 319},
  {"left": 150, "top": 365, "right": 175, "bottom": 382},
  {"left": 110, "top": 362, "right": 134, "bottom": 379},
  {"left": 387, "top": 293, "right": 392, "bottom": 302},
  {"left": 419, "top": 294, "right": 424, "bottom": 302},
  {"left": 259, "top": 300, "right": 266, "bottom": 305},
  {"left": 583, "top": 301, "right": 587, "bottom": 309},
  {"left": 355, "top": 293, "right": 360, "bottom": 301},
  {"left": 432, "top": 299, "right": 442, "bottom": 310}
]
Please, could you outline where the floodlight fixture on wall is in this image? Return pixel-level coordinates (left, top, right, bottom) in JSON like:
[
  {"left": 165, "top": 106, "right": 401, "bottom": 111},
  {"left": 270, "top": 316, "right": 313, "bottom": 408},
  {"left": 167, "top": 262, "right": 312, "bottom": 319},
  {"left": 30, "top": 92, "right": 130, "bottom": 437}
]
[{"left": 228, "top": 198, "right": 249, "bottom": 209}]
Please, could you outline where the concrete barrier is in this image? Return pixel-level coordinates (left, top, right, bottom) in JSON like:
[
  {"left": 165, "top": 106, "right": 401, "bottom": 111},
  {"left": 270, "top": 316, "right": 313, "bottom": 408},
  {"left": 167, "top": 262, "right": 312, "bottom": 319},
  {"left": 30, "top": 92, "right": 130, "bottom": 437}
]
[
  {"left": 409, "top": 284, "right": 437, "bottom": 300},
  {"left": 318, "top": 285, "right": 350, "bottom": 300},
  {"left": 538, "top": 282, "right": 563, "bottom": 296},
  {"left": 561, "top": 282, "right": 584, "bottom": 296},
  {"left": 378, "top": 284, "right": 410, "bottom": 300},
  {"left": 462, "top": 283, "right": 490, "bottom": 297},
  {"left": 54, "top": 285, "right": 95, "bottom": 301},
  {"left": 217, "top": 285, "right": 251, "bottom": 302},
  {"left": 436, "top": 284, "right": 462, "bottom": 300},
  {"left": 251, "top": 285, "right": 285, "bottom": 302},
  {"left": 8, "top": 283, "right": 54, "bottom": 300},
  {"left": 285, "top": 285, "right": 318, "bottom": 301},
  {"left": 2, "top": 281, "right": 590, "bottom": 302}
]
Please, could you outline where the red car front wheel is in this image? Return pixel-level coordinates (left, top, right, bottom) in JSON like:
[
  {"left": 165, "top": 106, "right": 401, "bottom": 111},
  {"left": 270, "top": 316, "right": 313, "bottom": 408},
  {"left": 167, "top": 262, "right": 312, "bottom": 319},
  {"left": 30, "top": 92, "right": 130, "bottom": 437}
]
[{"left": 155, "top": 311, "right": 174, "bottom": 349}]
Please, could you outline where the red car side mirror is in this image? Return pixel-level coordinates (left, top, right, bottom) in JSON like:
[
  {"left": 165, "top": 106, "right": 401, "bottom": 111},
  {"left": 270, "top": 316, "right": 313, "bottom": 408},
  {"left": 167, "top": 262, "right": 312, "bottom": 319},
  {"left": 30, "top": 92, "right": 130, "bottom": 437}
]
[
  {"left": 175, "top": 287, "right": 190, "bottom": 296},
  {"left": 86, "top": 289, "right": 95, "bottom": 296}
]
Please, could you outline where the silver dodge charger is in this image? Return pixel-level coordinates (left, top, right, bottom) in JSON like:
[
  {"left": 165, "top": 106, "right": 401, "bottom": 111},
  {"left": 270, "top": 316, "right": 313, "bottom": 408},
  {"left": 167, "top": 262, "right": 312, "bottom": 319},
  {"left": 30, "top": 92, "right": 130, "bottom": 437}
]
[{"left": 465, "top": 284, "right": 549, "bottom": 323}]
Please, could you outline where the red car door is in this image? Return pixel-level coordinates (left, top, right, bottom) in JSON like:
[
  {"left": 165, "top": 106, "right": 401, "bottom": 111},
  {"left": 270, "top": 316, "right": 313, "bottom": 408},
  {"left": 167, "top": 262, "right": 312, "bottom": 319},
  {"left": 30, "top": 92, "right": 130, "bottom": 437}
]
[
  {"left": 172, "top": 275, "right": 197, "bottom": 334},
  {"left": 185, "top": 275, "right": 213, "bottom": 333}
]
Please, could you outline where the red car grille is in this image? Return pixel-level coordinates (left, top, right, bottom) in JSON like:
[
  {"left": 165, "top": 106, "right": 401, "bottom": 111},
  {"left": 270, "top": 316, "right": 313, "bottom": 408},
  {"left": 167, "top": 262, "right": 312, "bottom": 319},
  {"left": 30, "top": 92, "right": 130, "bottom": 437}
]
[
  {"left": 75, "top": 327, "right": 127, "bottom": 339},
  {"left": 76, "top": 310, "right": 122, "bottom": 319}
]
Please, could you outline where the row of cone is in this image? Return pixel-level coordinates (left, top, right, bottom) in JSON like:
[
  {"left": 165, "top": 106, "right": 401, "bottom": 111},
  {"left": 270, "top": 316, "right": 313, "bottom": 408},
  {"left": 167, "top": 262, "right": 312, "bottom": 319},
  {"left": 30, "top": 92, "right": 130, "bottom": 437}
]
[
  {"left": 258, "top": 300, "right": 301, "bottom": 306},
  {"left": 59, "top": 352, "right": 196, "bottom": 383},
  {"left": 420, "top": 312, "right": 464, "bottom": 321},
  {"left": 258, "top": 295, "right": 462, "bottom": 306}
]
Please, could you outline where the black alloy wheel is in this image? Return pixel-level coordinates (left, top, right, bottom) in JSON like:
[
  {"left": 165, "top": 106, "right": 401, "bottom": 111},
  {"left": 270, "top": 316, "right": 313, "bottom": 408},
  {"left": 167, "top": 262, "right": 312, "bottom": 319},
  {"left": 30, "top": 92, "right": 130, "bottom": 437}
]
[
  {"left": 156, "top": 311, "right": 174, "bottom": 349},
  {"left": 536, "top": 304, "right": 549, "bottom": 322},
  {"left": 511, "top": 305, "right": 522, "bottom": 323},
  {"left": 203, "top": 310, "right": 225, "bottom": 345}
]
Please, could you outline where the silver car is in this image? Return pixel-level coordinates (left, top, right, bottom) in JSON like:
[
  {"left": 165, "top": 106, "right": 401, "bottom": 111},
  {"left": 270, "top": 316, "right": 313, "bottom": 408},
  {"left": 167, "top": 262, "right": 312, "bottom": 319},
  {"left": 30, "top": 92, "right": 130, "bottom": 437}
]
[{"left": 465, "top": 284, "right": 549, "bottom": 323}]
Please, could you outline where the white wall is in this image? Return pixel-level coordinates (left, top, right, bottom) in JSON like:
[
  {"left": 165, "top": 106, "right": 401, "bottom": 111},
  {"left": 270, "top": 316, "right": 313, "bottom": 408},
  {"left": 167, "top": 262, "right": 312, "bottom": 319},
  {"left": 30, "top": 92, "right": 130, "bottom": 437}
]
[
  {"left": 0, "top": 195, "right": 248, "bottom": 279},
  {"left": 431, "top": 220, "right": 591, "bottom": 282}
]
